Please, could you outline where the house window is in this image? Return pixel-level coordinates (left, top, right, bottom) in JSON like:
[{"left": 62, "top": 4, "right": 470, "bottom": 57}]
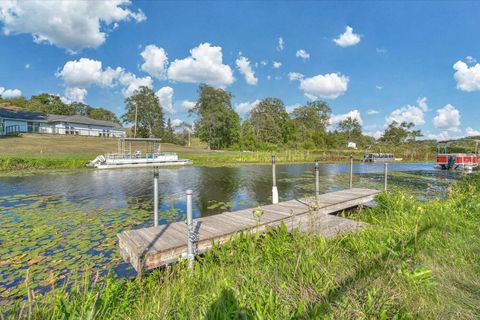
[{"left": 27, "top": 121, "right": 40, "bottom": 133}]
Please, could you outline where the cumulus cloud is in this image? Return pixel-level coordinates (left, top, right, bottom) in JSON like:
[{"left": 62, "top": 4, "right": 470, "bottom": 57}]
[
  {"left": 140, "top": 45, "right": 168, "bottom": 80},
  {"left": 181, "top": 100, "right": 196, "bottom": 110},
  {"left": 333, "top": 26, "right": 361, "bottom": 47},
  {"left": 330, "top": 110, "right": 363, "bottom": 127},
  {"left": 466, "top": 127, "right": 480, "bottom": 137},
  {"left": 118, "top": 72, "right": 153, "bottom": 97},
  {"left": 386, "top": 105, "right": 425, "bottom": 126},
  {"left": 295, "top": 49, "right": 310, "bottom": 61},
  {"left": 272, "top": 61, "right": 282, "bottom": 69},
  {"left": 365, "top": 130, "right": 383, "bottom": 139},
  {"left": 367, "top": 109, "right": 379, "bottom": 115},
  {"left": 167, "top": 43, "right": 234, "bottom": 88},
  {"left": 0, "top": 86, "right": 22, "bottom": 98},
  {"left": 290, "top": 72, "right": 349, "bottom": 99},
  {"left": 235, "top": 99, "right": 260, "bottom": 114},
  {"left": 277, "top": 37, "right": 284, "bottom": 51},
  {"left": 56, "top": 58, "right": 122, "bottom": 88},
  {"left": 286, "top": 103, "right": 301, "bottom": 113},
  {"left": 375, "top": 85, "right": 383, "bottom": 90},
  {"left": 416, "top": 97, "right": 428, "bottom": 111},
  {"left": 171, "top": 119, "right": 183, "bottom": 127},
  {"left": 433, "top": 104, "right": 461, "bottom": 131},
  {"left": 64, "top": 87, "right": 87, "bottom": 102},
  {"left": 235, "top": 56, "right": 258, "bottom": 85},
  {"left": 425, "top": 131, "right": 462, "bottom": 141},
  {"left": 453, "top": 60, "right": 480, "bottom": 92},
  {"left": 155, "top": 86, "right": 174, "bottom": 114},
  {"left": 0, "top": 0, "right": 145, "bottom": 52}
]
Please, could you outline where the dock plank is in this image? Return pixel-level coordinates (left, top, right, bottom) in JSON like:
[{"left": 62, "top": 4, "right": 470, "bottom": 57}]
[{"left": 118, "top": 188, "right": 380, "bottom": 273}]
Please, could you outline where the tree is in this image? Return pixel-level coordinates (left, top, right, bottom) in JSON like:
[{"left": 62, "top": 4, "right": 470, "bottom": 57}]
[
  {"left": 192, "top": 85, "right": 240, "bottom": 150},
  {"left": 86, "top": 107, "right": 120, "bottom": 123},
  {"left": 28, "top": 93, "right": 75, "bottom": 115},
  {"left": 163, "top": 118, "right": 176, "bottom": 143},
  {"left": 337, "top": 117, "right": 362, "bottom": 141},
  {"left": 290, "top": 100, "right": 332, "bottom": 148},
  {"left": 380, "top": 121, "right": 422, "bottom": 144},
  {"left": 122, "top": 86, "right": 164, "bottom": 138},
  {"left": 249, "top": 97, "right": 289, "bottom": 144}
]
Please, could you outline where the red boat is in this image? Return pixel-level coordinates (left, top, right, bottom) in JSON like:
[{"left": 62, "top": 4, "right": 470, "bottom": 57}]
[{"left": 436, "top": 139, "right": 479, "bottom": 171}]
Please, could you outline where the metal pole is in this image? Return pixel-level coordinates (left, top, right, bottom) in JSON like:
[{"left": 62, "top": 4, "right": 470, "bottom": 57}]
[
  {"left": 186, "top": 189, "right": 194, "bottom": 270},
  {"left": 384, "top": 162, "right": 388, "bottom": 191},
  {"left": 314, "top": 160, "right": 319, "bottom": 201},
  {"left": 153, "top": 168, "right": 159, "bottom": 226},
  {"left": 134, "top": 103, "right": 138, "bottom": 138},
  {"left": 349, "top": 154, "right": 353, "bottom": 189},
  {"left": 272, "top": 155, "right": 279, "bottom": 204}
]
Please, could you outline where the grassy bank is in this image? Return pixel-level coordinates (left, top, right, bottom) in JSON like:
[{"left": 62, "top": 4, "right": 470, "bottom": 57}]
[
  {"left": 5, "top": 175, "right": 480, "bottom": 319},
  {"left": 0, "top": 134, "right": 435, "bottom": 172}
]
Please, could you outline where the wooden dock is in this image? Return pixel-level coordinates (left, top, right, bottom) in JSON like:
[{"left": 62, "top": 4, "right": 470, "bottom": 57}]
[{"left": 118, "top": 188, "right": 380, "bottom": 273}]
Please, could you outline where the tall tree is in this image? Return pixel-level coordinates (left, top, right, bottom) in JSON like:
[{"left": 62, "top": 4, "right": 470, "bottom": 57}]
[
  {"left": 122, "top": 86, "right": 164, "bottom": 138},
  {"left": 249, "top": 97, "right": 289, "bottom": 144},
  {"left": 28, "top": 93, "right": 75, "bottom": 115},
  {"left": 291, "top": 100, "right": 331, "bottom": 131},
  {"left": 380, "top": 121, "right": 422, "bottom": 144},
  {"left": 337, "top": 117, "right": 362, "bottom": 141},
  {"left": 163, "top": 118, "right": 176, "bottom": 143},
  {"left": 192, "top": 85, "right": 240, "bottom": 149}
]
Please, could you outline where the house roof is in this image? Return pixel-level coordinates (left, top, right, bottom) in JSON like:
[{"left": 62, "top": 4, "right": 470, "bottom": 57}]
[{"left": 0, "top": 107, "right": 123, "bottom": 130}]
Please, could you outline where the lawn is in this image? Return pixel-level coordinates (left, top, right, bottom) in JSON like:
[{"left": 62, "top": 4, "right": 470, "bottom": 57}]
[{"left": 5, "top": 174, "right": 480, "bottom": 319}]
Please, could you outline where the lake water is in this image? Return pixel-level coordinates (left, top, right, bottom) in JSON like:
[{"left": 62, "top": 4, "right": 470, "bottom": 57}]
[{"left": 0, "top": 162, "right": 461, "bottom": 299}]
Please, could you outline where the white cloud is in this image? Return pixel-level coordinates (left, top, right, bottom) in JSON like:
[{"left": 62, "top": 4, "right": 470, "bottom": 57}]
[
  {"left": 376, "top": 48, "right": 387, "bottom": 54},
  {"left": 453, "top": 60, "right": 480, "bottom": 92},
  {"left": 466, "top": 127, "right": 480, "bottom": 137},
  {"left": 140, "top": 45, "right": 168, "bottom": 80},
  {"left": 333, "top": 26, "right": 361, "bottom": 47},
  {"left": 375, "top": 85, "right": 383, "bottom": 90},
  {"left": 272, "top": 61, "right": 282, "bottom": 69},
  {"left": 288, "top": 72, "right": 304, "bottom": 81},
  {"left": 426, "top": 131, "right": 461, "bottom": 141},
  {"left": 291, "top": 72, "right": 349, "bottom": 99},
  {"left": 260, "top": 60, "right": 268, "bottom": 66},
  {"left": 155, "top": 86, "right": 174, "bottom": 114},
  {"left": 295, "top": 49, "right": 310, "bottom": 61},
  {"left": 181, "top": 100, "right": 196, "bottom": 110},
  {"left": 330, "top": 110, "right": 363, "bottom": 126},
  {"left": 171, "top": 119, "right": 183, "bottom": 127},
  {"left": 64, "top": 87, "right": 87, "bottom": 102},
  {"left": 118, "top": 72, "right": 153, "bottom": 97},
  {"left": 235, "top": 56, "right": 258, "bottom": 85},
  {"left": 416, "top": 97, "right": 428, "bottom": 111},
  {"left": 25, "top": 63, "right": 30, "bottom": 69},
  {"left": 367, "top": 109, "right": 379, "bottom": 115},
  {"left": 433, "top": 104, "right": 460, "bottom": 131},
  {"left": 0, "top": 0, "right": 145, "bottom": 52},
  {"left": 56, "top": 58, "right": 122, "bottom": 88},
  {"left": 0, "top": 87, "right": 22, "bottom": 98},
  {"left": 167, "top": 43, "right": 234, "bottom": 88},
  {"left": 235, "top": 99, "right": 260, "bottom": 114},
  {"left": 277, "top": 37, "right": 284, "bottom": 51},
  {"left": 466, "top": 56, "right": 477, "bottom": 64},
  {"left": 386, "top": 105, "right": 425, "bottom": 126}
]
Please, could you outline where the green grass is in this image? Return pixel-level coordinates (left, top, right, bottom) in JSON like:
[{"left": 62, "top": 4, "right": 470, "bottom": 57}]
[
  {"left": 5, "top": 175, "right": 480, "bottom": 319},
  {"left": 0, "top": 133, "right": 436, "bottom": 172}
]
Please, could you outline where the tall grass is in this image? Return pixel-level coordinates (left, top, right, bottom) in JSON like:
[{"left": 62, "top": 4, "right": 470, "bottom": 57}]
[{"left": 4, "top": 175, "right": 480, "bottom": 319}]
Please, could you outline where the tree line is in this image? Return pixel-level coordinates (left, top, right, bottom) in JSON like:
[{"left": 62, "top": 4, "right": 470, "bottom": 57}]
[{"left": 124, "top": 85, "right": 424, "bottom": 150}]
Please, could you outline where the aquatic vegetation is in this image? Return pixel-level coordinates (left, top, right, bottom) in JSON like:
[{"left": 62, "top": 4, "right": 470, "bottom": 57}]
[{"left": 3, "top": 174, "right": 480, "bottom": 318}]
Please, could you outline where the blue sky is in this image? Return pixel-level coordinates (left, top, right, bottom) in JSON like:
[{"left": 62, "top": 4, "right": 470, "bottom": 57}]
[{"left": 1, "top": 1, "right": 480, "bottom": 140}]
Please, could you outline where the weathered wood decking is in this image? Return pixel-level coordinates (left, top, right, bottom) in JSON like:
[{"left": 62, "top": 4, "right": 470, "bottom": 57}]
[{"left": 118, "top": 188, "right": 380, "bottom": 273}]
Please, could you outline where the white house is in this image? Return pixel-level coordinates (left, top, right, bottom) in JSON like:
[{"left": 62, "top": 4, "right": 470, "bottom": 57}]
[{"left": 0, "top": 107, "right": 125, "bottom": 137}]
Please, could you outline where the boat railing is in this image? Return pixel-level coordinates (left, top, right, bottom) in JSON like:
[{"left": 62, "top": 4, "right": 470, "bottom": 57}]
[{"left": 105, "top": 152, "right": 178, "bottom": 160}]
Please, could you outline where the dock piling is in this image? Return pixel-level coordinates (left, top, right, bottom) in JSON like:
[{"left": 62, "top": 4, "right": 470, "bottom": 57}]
[
  {"left": 349, "top": 154, "right": 353, "bottom": 189},
  {"left": 272, "top": 155, "right": 279, "bottom": 204},
  {"left": 315, "top": 160, "right": 320, "bottom": 201},
  {"left": 153, "top": 168, "right": 159, "bottom": 226},
  {"left": 384, "top": 163, "right": 388, "bottom": 191},
  {"left": 186, "top": 189, "right": 194, "bottom": 271}
]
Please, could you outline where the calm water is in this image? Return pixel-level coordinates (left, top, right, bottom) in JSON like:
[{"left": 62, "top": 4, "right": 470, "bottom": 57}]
[{"left": 0, "top": 162, "right": 461, "bottom": 298}]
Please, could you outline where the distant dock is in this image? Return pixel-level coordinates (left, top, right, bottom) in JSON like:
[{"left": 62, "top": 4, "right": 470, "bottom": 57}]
[{"left": 118, "top": 188, "right": 380, "bottom": 274}]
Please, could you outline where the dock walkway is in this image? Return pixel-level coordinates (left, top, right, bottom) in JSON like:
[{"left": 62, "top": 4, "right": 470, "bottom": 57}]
[{"left": 118, "top": 188, "right": 380, "bottom": 273}]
